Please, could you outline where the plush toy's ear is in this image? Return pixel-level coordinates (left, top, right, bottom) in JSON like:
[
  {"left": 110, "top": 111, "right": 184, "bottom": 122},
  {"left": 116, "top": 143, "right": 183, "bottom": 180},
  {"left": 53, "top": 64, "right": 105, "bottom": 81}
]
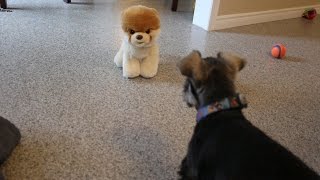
[
  {"left": 178, "top": 50, "right": 208, "bottom": 81},
  {"left": 120, "top": 10, "right": 128, "bottom": 32}
]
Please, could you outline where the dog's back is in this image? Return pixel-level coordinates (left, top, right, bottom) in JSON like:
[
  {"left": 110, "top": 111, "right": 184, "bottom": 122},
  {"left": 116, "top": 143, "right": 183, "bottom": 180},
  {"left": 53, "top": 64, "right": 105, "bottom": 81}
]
[
  {"left": 183, "top": 110, "right": 319, "bottom": 180},
  {"left": 177, "top": 51, "right": 319, "bottom": 180}
]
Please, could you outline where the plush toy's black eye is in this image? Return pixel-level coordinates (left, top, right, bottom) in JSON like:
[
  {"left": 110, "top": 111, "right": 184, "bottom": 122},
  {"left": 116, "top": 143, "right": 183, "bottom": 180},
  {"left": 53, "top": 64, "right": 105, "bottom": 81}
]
[
  {"left": 129, "top": 29, "right": 135, "bottom": 34},
  {"left": 146, "top": 29, "right": 151, "bottom": 34}
]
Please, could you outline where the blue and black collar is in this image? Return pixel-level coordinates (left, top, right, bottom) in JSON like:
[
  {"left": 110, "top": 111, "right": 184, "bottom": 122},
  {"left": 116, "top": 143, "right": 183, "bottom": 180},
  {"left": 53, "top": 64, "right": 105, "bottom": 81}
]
[{"left": 196, "top": 94, "right": 248, "bottom": 123}]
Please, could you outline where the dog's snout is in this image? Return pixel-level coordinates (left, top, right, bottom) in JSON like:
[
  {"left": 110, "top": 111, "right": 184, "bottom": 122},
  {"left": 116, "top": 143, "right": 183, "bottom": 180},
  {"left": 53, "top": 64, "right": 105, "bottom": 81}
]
[{"left": 136, "top": 35, "right": 143, "bottom": 40}]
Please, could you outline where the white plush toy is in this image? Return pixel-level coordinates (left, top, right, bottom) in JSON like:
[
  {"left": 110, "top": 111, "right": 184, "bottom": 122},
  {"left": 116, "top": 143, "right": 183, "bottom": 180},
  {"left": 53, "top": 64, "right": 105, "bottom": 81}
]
[{"left": 114, "top": 5, "right": 161, "bottom": 78}]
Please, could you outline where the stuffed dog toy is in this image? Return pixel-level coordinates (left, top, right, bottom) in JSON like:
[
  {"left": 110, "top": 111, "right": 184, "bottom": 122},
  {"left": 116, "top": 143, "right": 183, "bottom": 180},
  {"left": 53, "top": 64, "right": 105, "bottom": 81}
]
[
  {"left": 114, "top": 5, "right": 161, "bottom": 78},
  {"left": 177, "top": 51, "right": 320, "bottom": 180}
]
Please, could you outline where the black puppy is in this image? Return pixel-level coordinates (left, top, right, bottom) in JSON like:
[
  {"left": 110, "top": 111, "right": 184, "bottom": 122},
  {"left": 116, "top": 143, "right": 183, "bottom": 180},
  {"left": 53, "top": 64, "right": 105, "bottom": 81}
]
[{"left": 177, "top": 51, "right": 319, "bottom": 180}]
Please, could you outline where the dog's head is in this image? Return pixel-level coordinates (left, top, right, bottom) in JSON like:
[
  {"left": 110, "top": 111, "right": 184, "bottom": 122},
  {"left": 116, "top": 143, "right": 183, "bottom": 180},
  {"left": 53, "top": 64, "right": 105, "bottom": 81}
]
[
  {"left": 121, "top": 5, "right": 160, "bottom": 48},
  {"left": 178, "top": 50, "right": 246, "bottom": 109}
]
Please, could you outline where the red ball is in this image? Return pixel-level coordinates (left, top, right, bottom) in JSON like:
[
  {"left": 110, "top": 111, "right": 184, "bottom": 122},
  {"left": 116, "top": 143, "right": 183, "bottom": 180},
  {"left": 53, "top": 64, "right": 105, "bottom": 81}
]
[
  {"left": 271, "top": 44, "right": 286, "bottom": 59},
  {"left": 303, "top": 8, "right": 317, "bottom": 20}
]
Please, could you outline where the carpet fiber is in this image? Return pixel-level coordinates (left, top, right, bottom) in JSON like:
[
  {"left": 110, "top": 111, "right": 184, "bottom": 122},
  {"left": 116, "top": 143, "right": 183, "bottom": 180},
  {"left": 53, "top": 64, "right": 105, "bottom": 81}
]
[{"left": 1, "top": 0, "right": 319, "bottom": 179}]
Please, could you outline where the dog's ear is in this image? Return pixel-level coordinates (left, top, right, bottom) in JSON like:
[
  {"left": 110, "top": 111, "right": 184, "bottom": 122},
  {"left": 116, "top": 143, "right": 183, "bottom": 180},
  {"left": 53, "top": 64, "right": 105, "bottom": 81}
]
[
  {"left": 218, "top": 52, "right": 246, "bottom": 71},
  {"left": 178, "top": 50, "right": 208, "bottom": 81}
]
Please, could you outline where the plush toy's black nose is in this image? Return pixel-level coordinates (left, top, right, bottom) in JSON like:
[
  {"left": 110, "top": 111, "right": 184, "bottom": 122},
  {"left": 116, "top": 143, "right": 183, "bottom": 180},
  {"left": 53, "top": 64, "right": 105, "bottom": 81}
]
[{"left": 136, "top": 35, "right": 143, "bottom": 40}]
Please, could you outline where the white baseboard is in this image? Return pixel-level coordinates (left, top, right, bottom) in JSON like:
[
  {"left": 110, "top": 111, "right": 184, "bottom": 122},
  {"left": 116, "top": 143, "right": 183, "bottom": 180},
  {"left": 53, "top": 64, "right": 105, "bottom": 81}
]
[{"left": 211, "top": 5, "right": 320, "bottom": 30}]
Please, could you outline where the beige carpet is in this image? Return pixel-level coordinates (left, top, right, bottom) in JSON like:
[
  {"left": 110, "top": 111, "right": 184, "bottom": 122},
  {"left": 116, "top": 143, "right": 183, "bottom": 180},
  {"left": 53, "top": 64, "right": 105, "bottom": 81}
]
[{"left": 0, "top": 0, "right": 319, "bottom": 179}]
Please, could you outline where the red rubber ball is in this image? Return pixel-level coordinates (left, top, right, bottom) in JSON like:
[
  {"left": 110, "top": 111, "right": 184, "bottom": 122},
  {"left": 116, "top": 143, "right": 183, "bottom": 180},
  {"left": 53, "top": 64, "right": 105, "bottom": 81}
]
[{"left": 271, "top": 44, "right": 286, "bottom": 59}]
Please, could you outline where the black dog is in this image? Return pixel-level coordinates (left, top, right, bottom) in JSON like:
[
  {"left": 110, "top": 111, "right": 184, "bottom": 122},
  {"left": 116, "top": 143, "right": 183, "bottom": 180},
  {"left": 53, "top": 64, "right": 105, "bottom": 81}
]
[
  {"left": 177, "top": 51, "right": 319, "bottom": 180},
  {"left": 0, "top": 116, "right": 21, "bottom": 180}
]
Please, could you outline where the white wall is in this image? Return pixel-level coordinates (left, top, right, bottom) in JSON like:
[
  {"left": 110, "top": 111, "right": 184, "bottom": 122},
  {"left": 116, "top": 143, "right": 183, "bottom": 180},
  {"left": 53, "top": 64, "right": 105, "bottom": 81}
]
[
  {"left": 192, "top": 0, "right": 320, "bottom": 31},
  {"left": 219, "top": 0, "right": 319, "bottom": 15}
]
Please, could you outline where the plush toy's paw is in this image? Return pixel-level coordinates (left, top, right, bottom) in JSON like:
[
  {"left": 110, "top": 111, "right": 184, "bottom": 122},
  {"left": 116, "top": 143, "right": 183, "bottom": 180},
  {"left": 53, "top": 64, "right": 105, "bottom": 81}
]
[
  {"left": 123, "top": 58, "right": 140, "bottom": 78},
  {"left": 140, "top": 65, "right": 158, "bottom": 78},
  {"left": 114, "top": 54, "right": 123, "bottom": 68},
  {"left": 140, "top": 56, "right": 159, "bottom": 78},
  {"left": 115, "top": 60, "right": 122, "bottom": 68},
  {"left": 123, "top": 69, "right": 140, "bottom": 78}
]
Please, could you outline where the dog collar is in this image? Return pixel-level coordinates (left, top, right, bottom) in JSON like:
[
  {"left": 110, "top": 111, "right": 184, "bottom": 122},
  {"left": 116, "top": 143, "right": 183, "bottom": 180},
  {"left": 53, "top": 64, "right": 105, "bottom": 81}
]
[{"left": 196, "top": 94, "right": 248, "bottom": 123}]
